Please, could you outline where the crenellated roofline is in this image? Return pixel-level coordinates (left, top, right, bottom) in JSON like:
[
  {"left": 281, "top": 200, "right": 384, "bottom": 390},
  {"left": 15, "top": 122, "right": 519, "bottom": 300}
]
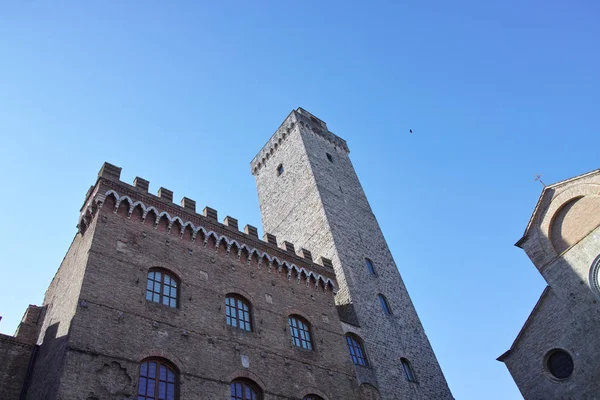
[
  {"left": 78, "top": 162, "right": 338, "bottom": 291},
  {"left": 250, "top": 108, "right": 349, "bottom": 176}
]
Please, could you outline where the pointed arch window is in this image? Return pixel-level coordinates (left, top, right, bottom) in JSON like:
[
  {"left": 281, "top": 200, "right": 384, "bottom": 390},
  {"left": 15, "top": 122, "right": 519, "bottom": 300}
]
[
  {"left": 288, "top": 315, "right": 313, "bottom": 350},
  {"left": 401, "top": 358, "right": 417, "bottom": 382},
  {"left": 365, "top": 258, "right": 376, "bottom": 275},
  {"left": 146, "top": 268, "right": 179, "bottom": 308},
  {"left": 346, "top": 333, "right": 369, "bottom": 366},
  {"left": 378, "top": 294, "right": 392, "bottom": 315},
  {"left": 230, "top": 378, "right": 262, "bottom": 400},
  {"left": 137, "top": 358, "right": 178, "bottom": 400},
  {"left": 226, "top": 294, "right": 252, "bottom": 331}
]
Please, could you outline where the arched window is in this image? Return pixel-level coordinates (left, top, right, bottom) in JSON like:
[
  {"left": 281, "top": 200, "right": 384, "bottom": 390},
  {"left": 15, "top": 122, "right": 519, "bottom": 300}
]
[
  {"left": 346, "top": 333, "right": 369, "bottom": 366},
  {"left": 304, "top": 395, "right": 325, "bottom": 400},
  {"left": 230, "top": 378, "right": 262, "bottom": 400},
  {"left": 226, "top": 294, "right": 252, "bottom": 331},
  {"left": 401, "top": 358, "right": 416, "bottom": 382},
  {"left": 137, "top": 359, "right": 178, "bottom": 400},
  {"left": 277, "top": 164, "right": 284, "bottom": 176},
  {"left": 146, "top": 269, "right": 179, "bottom": 308},
  {"left": 365, "top": 258, "right": 376, "bottom": 275},
  {"left": 377, "top": 294, "right": 391, "bottom": 315},
  {"left": 288, "top": 315, "right": 313, "bottom": 350}
]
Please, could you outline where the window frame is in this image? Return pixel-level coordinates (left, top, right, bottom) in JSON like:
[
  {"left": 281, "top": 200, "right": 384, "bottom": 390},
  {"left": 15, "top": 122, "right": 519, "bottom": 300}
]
[
  {"left": 146, "top": 268, "right": 179, "bottom": 309},
  {"left": 225, "top": 294, "right": 253, "bottom": 332},
  {"left": 345, "top": 333, "right": 369, "bottom": 367},
  {"left": 365, "top": 258, "right": 377, "bottom": 276},
  {"left": 545, "top": 349, "right": 574, "bottom": 380},
  {"left": 401, "top": 358, "right": 417, "bottom": 383},
  {"left": 378, "top": 294, "right": 392, "bottom": 315},
  {"left": 137, "top": 358, "right": 179, "bottom": 400},
  {"left": 288, "top": 315, "right": 314, "bottom": 350},
  {"left": 230, "top": 378, "right": 263, "bottom": 400}
]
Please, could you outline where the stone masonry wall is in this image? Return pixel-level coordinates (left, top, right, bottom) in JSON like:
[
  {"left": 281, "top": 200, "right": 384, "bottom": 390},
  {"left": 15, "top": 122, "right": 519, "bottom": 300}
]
[
  {"left": 503, "top": 224, "right": 600, "bottom": 399},
  {"left": 48, "top": 176, "right": 361, "bottom": 400},
  {"left": 253, "top": 109, "right": 453, "bottom": 400},
  {"left": 25, "top": 216, "right": 96, "bottom": 400},
  {"left": 0, "top": 335, "right": 34, "bottom": 400}
]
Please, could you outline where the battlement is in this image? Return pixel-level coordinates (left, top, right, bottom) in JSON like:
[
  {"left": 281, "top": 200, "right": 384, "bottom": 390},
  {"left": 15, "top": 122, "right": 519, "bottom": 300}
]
[
  {"left": 250, "top": 108, "right": 349, "bottom": 176},
  {"left": 78, "top": 162, "right": 337, "bottom": 290}
]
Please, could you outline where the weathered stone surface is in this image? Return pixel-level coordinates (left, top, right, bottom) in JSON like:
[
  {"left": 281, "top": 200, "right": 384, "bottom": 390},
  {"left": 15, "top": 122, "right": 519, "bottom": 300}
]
[
  {"left": 253, "top": 108, "right": 453, "bottom": 399},
  {"left": 500, "top": 169, "right": 600, "bottom": 399}
]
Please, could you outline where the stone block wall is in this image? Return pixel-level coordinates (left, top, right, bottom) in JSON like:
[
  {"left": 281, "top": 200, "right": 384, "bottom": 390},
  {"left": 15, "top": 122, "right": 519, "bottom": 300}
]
[
  {"left": 252, "top": 109, "right": 453, "bottom": 399},
  {"left": 502, "top": 225, "right": 600, "bottom": 399}
]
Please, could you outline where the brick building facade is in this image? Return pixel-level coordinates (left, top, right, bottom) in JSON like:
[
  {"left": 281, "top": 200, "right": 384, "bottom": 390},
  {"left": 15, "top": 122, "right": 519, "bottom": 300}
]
[
  {"left": 0, "top": 108, "right": 452, "bottom": 399},
  {"left": 498, "top": 170, "right": 600, "bottom": 399}
]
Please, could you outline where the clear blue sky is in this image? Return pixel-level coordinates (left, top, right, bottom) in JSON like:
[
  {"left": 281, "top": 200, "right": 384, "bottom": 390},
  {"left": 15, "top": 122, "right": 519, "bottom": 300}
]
[{"left": 1, "top": 1, "right": 598, "bottom": 399}]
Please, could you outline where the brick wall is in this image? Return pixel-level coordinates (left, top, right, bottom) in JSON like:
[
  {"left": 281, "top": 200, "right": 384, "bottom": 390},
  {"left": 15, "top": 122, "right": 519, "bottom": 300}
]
[
  {"left": 39, "top": 175, "right": 361, "bottom": 399},
  {"left": 0, "top": 334, "right": 34, "bottom": 400},
  {"left": 25, "top": 216, "right": 96, "bottom": 400}
]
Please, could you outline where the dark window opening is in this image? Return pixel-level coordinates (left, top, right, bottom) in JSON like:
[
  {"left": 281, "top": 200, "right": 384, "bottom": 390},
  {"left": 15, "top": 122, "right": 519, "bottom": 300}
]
[
  {"left": 401, "top": 358, "right": 416, "bottom": 382},
  {"left": 230, "top": 379, "right": 262, "bottom": 400},
  {"left": 277, "top": 164, "right": 284, "bottom": 176},
  {"left": 547, "top": 350, "right": 574, "bottom": 379},
  {"left": 346, "top": 334, "right": 369, "bottom": 366},
  {"left": 146, "top": 269, "right": 178, "bottom": 308},
  {"left": 226, "top": 294, "right": 252, "bottom": 331},
  {"left": 378, "top": 294, "right": 392, "bottom": 315},
  {"left": 289, "top": 315, "right": 313, "bottom": 350},
  {"left": 326, "top": 153, "right": 333, "bottom": 163},
  {"left": 304, "top": 395, "right": 325, "bottom": 400},
  {"left": 366, "top": 258, "right": 376, "bottom": 275},
  {"left": 138, "top": 359, "right": 178, "bottom": 400}
]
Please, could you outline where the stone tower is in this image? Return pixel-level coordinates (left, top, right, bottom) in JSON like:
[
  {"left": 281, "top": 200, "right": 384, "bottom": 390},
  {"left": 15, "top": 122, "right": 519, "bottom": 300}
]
[{"left": 251, "top": 108, "right": 453, "bottom": 399}]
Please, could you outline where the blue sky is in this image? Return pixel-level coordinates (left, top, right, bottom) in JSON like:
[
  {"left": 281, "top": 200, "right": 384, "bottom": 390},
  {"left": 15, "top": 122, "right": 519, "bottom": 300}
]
[{"left": 1, "top": 1, "right": 598, "bottom": 398}]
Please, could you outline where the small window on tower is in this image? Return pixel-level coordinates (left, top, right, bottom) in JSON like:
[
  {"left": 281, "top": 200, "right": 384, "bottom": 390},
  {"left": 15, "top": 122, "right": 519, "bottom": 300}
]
[
  {"left": 365, "top": 258, "right": 376, "bottom": 275},
  {"left": 326, "top": 153, "right": 333, "bottom": 163},
  {"left": 378, "top": 294, "right": 392, "bottom": 315},
  {"left": 277, "top": 164, "right": 284, "bottom": 176}
]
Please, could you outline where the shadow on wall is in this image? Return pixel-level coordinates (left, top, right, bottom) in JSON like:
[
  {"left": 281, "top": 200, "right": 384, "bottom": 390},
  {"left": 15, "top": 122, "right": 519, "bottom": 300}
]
[
  {"left": 24, "top": 322, "right": 68, "bottom": 400},
  {"left": 500, "top": 179, "right": 600, "bottom": 397}
]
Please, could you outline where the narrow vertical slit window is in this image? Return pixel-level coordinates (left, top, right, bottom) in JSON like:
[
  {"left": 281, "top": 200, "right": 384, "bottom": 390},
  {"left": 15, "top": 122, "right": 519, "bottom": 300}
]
[
  {"left": 378, "top": 294, "right": 392, "bottom": 315},
  {"left": 401, "top": 358, "right": 417, "bottom": 382},
  {"left": 365, "top": 258, "right": 376, "bottom": 275}
]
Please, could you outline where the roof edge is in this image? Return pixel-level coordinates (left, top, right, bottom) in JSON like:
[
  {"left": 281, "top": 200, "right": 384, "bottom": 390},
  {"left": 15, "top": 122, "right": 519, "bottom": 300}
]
[
  {"left": 497, "top": 286, "right": 551, "bottom": 362},
  {"left": 516, "top": 169, "right": 600, "bottom": 247}
]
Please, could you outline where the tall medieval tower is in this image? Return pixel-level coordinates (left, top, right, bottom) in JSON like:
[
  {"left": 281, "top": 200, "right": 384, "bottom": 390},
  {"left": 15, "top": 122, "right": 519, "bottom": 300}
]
[{"left": 251, "top": 108, "right": 452, "bottom": 399}]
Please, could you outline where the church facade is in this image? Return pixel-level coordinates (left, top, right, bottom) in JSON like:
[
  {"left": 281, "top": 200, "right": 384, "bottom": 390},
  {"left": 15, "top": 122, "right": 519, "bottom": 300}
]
[
  {"left": 0, "top": 108, "right": 452, "bottom": 399},
  {"left": 498, "top": 170, "right": 600, "bottom": 399}
]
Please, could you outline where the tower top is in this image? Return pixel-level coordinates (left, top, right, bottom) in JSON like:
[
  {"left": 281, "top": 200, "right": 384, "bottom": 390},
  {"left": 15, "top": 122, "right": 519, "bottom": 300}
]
[{"left": 250, "top": 107, "right": 349, "bottom": 176}]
